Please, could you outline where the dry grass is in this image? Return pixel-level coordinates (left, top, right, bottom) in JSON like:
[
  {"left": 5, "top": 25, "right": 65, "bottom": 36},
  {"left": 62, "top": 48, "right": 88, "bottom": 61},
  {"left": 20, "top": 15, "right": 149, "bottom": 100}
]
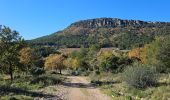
[{"left": 98, "top": 73, "right": 170, "bottom": 100}]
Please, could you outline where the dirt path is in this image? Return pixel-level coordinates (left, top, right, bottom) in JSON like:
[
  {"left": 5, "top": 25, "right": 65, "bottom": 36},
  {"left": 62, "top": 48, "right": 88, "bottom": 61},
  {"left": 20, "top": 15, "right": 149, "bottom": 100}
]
[
  {"left": 63, "top": 76, "right": 111, "bottom": 100},
  {"left": 35, "top": 76, "right": 110, "bottom": 100}
]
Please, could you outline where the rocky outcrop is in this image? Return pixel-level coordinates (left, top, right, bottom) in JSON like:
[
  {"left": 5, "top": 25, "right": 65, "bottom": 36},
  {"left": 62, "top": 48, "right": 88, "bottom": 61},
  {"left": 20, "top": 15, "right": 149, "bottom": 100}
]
[
  {"left": 69, "top": 18, "right": 168, "bottom": 28},
  {"left": 30, "top": 18, "right": 170, "bottom": 49}
]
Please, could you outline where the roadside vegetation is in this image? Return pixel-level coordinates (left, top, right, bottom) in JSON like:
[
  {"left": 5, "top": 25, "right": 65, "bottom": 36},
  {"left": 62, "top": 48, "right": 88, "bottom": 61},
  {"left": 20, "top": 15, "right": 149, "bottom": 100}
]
[
  {"left": 0, "top": 26, "right": 170, "bottom": 99},
  {"left": 60, "top": 35, "right": 170, "bottom": 99},
  {"left": 0, "top": 26, "right": 65, "bottom": 99}
]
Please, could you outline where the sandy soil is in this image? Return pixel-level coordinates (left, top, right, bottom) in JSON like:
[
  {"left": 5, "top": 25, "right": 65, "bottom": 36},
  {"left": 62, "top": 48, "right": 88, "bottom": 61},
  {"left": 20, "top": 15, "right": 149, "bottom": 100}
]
[
  {"left": 35, "top": 76, "right": 110, "bottom": 100},
  {"left": 64, "top": 76, "right": 110, "bottom": 100}
]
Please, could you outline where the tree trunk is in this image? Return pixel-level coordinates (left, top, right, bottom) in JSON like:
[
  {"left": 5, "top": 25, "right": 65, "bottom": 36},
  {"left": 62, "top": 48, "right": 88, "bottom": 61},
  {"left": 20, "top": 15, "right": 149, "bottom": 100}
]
[
  {"left": 59, "top": 68, "right": 62, "bottom": 74},
  {"left": 9, "top": 62, "right": 13, "bottom": 82},
  {"left": 26, "top": 65, "right": 29, "bottom": 75}
]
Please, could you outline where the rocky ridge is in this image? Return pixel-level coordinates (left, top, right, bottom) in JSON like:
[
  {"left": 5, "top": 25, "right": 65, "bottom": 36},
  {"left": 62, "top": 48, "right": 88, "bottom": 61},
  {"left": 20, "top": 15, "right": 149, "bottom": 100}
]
[{"left": 69, "top": 18, "right": 168, "bottom": 28}]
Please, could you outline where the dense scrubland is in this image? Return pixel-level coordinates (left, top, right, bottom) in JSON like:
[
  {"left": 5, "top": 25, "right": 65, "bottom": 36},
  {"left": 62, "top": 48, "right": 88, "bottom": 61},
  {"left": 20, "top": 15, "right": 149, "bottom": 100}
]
[{"left": 0, "top": 25, "right": 170, "bottom": 100}]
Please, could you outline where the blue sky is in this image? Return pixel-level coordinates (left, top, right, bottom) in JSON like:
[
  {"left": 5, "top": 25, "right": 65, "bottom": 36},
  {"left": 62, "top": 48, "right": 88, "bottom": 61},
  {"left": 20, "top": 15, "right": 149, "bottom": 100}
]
[{"left": 0, "top": 0, "right": 170, "bottom": 40}]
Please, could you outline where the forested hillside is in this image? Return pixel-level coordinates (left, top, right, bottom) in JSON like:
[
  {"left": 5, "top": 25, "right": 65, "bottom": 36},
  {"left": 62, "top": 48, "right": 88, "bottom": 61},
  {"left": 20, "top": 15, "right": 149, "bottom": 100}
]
[{"left": 30, "top": 18, "right": 170, "bottom": 49}]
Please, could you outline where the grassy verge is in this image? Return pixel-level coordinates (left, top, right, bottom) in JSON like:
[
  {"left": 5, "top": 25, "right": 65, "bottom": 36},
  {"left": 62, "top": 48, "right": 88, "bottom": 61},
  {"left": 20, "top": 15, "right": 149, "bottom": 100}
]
[
  {"left": 89, "top": 73, "right": 170, "bottom": 100},
  {"left": 0, "top": 73, "right": 65, "bottom": 100},
  {"left": 1, "top": 95, "right": 33, "bottom": 100}
]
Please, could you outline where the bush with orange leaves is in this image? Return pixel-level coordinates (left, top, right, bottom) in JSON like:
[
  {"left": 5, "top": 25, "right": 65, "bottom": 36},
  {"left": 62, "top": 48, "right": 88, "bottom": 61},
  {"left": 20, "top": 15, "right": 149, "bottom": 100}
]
[
  {"left": 19, "top": 47, "right": 35, "bottom": 72},
  {"left": 44, "top": 54, "right": 65, "bottom": 74},
  {"left": 128, "top": 48, "right": 144, "bottom": 63},
  {"left": 63, "top": 58, "right": 80, "bottom": 70}
]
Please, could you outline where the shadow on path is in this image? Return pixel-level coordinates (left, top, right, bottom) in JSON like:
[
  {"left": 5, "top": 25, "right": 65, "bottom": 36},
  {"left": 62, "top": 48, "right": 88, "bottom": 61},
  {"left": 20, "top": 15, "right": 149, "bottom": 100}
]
[
  {"left": 0, "top": 85, "right": 57, "bottom": 98},
  {"left": 62, "top": 82, "right": 95, "bottom": 89}
]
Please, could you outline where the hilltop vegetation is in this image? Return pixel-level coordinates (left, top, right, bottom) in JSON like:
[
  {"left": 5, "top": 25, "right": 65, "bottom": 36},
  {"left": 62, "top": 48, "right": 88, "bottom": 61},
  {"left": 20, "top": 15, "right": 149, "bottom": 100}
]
[{"left": 30, "top": 18, "right": 170, "bottom": 49}]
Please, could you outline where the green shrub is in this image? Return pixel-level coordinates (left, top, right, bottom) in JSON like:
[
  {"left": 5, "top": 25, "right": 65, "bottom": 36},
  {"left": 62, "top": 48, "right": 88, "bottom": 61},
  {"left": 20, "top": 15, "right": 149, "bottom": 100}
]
[
  {"left": 89, "top": 71, "right": 102, "bottom": 85},
  {"left": 100, "top": 56, "right": 132, "bottom": 73},
  {"left": 142, "top": 36, "right": 170, "bottom": 73},
  {"left": 0, "top": 95, "right": 33, "bottom": 100},
  {"left": 31, "top": 74, "right": 63, "bottom": 86},
  {"left": 30, "top": 67, "right": 45, "bottom": 76},
  {"left": 156, "top": 36, "right": 170, "bottom": 73},
  {"left": 123, "top": 64, "right": 157, "bottom": 88},
  {"left": 71, "top": 67, "right": 88, "bottom": 76}
]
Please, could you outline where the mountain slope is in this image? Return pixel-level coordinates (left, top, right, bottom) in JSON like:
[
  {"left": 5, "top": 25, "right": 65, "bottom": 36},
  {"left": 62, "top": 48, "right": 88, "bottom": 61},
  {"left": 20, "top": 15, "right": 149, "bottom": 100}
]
[{"left": 30, "top": 18, "right": 170, "bottom": 49}]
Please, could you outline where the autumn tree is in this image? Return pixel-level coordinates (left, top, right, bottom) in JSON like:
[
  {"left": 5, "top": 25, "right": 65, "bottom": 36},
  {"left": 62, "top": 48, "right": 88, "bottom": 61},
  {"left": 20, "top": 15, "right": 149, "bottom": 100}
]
[
  {"left": 128, "top": 47, "right": 144, "bottom": 63},
  {"left": 44, "top": 54, "right": 65, "bottom": 74},
  {"left": 63, "top": 58, "right": 72, "bottom": 69},
  {"left": 0, "top": 26, "right": 24, "bottom": 82},
  {"left": 71, "top": 58, "right": 80, "bottom": 69},
  {"left": 19, "top": 47, "right": 35, "bottom": 74},
  {"left": 63, "top": 58, "right": 80, "bottom": 70},
  {"left": 97, "top": 51, "right": 113, "bottom": 62}
]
